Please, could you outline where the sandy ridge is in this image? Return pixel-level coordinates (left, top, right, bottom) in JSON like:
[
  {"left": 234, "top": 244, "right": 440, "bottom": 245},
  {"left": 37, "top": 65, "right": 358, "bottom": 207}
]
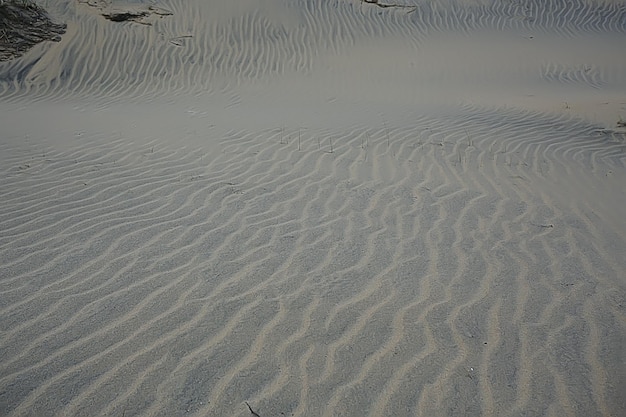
[{"left": 0, "top": 0, "right": 624, "bottom": 102}]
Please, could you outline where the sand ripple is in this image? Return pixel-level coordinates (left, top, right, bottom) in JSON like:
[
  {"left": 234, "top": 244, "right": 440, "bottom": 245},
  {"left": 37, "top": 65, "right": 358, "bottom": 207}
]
[
  {"left": 1, "top": 107, "right": 625, "bottom": 416},
  {"left": 1, "top": 1, "right": 625, "bottom": 416}
]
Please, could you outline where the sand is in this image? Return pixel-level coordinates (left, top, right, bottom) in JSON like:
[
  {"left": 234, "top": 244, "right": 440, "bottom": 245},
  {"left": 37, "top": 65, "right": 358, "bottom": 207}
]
[{"left": 1, "top": 0, "right": 625, "bottom": 416}]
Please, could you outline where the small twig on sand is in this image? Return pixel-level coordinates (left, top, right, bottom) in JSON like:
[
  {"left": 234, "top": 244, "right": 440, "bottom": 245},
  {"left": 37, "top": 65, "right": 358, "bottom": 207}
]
[
  {"left": 168, "top": 35, "right": 192, "bottom": 46},
  {"left": 245, "top": 402, "right": 261, "bottom": 417},
  {"left": 148, "top": 6, "right": 173, "bottom": 16},
  {"left": 530, "top": 222, "right": 554, "bottom": 228}
]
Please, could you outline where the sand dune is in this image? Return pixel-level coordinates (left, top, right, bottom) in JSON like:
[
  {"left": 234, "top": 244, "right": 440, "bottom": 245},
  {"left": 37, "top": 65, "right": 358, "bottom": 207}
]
[{"left": 1, "top": 0, "right": 626, "bottom": 416}]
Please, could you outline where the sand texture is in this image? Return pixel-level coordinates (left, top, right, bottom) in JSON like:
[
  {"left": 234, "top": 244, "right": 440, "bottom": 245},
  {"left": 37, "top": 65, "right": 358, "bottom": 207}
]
[{"left": 1, "top": 1, "right": 626, "bottom": 416}]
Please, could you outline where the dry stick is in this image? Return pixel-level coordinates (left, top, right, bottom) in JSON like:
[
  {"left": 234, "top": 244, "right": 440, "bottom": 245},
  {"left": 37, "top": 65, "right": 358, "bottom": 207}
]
[
  {"left": 245, "top": 402, "right": 261, "bottom": 417},
  {"left": 168, "top": 35, "right": 192, "bottom": 46},
  {"left": 298, "top": 128, "right": 301, "bottom": 151},
  {"left": 531, "top": 222, "right": 554, "bottom": 228},
  {"left": 149, "top": 6, "right": 174, "bottom": 16},
  {"left": 329, "top": 137, "right": 334, "bottom": 153}
]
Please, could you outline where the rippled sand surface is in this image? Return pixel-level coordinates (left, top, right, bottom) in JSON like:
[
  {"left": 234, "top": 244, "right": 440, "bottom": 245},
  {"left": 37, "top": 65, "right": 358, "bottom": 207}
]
[{"left": 1, "top": 1, "right": 625, "bottom": 416}]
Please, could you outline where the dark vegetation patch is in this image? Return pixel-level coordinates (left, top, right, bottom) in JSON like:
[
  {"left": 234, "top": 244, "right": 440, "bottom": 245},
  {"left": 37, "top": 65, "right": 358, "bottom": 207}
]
[
  {"left": 0, "top": 0, "right": 66, "bottom": 61},
  {"left": 79, "top": 1, "right": 173, "bottom": 25},
  {"left": 101, "top": 10, "right": 149, "bottom": 23}
]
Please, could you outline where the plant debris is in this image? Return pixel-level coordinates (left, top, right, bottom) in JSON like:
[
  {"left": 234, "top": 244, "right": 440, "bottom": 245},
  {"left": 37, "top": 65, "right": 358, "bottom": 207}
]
[
  {"left": 0, "top": 0, "right": 66, "bottom": 61},
  {"left": 101, "top": 10, "right": 150, "bottom": 23},
  {"left": 361, "top": 0, "right": 417, "bottom": 11},
  {"left": 245, "top": 402, "right": 262, "bottom": 417},
  {"left": 78, "top": 1, "right": 173, "bottom": 25}
]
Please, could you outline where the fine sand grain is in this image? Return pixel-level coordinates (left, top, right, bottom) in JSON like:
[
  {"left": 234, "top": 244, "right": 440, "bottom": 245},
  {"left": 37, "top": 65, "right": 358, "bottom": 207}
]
[{"left": 1, "top": 1, "right": 625, "bottom": 416}]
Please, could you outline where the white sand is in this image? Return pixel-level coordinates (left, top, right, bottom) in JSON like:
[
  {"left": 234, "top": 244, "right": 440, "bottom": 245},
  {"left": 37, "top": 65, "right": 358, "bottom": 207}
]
[{"left": 1, "top": 0, "right": 626, "bottom": 416}]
